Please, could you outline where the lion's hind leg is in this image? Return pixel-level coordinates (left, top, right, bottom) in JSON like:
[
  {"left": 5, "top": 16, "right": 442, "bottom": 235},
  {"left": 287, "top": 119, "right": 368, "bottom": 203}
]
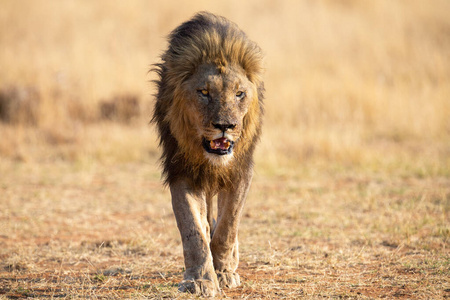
[{"left": 206, "top": 194, "right": 217, "bottom": 239}]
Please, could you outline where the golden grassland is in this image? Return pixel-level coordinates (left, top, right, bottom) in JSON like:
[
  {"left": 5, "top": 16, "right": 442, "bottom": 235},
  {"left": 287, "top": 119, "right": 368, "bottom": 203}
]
[
  {"left": 0, "top": 0, "right": 448, "bottom": 172},
  {"left": 1, "top": 0, "right": 449, "bottom": 298}
]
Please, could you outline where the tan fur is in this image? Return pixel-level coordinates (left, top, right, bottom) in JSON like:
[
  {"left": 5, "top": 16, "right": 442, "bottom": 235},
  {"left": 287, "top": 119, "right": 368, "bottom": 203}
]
[{"left": 152, "top": 12, "right": 264, "bottom": 296}]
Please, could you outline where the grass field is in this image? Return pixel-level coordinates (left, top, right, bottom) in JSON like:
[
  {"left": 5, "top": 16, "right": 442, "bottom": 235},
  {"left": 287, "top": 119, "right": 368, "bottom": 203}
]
[{"left": 1, "top": 0, "right": 449, "bottom": 298}]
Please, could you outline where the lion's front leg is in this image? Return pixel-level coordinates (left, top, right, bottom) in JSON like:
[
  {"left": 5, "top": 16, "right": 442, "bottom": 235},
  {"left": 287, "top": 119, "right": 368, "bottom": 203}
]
[
  {"left": 211, "top": 173, "right": 252, "bottom": 289},
  {"left": 170, "top": 181, "right": 220, "bottom": 297}
]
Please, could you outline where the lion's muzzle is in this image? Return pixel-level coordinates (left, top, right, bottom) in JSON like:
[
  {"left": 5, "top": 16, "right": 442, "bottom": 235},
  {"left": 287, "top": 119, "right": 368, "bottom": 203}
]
[
  {"left": 212, "top": 123, "right": 236, "bottom": 132},
  {"left": 202, "top": 137, "right": 234, "bottom": 155}
]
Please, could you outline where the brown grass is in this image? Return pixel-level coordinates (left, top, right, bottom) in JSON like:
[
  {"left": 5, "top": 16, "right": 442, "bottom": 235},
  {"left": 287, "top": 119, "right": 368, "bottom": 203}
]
[{"left": 0, "top": 0, "right": 449, "bottom": 298}]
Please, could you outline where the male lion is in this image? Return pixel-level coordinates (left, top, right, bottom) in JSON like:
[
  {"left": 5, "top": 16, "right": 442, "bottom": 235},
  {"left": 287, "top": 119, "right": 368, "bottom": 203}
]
[{"left": 152, "top": 12, "right": 264, "bottom": 296}]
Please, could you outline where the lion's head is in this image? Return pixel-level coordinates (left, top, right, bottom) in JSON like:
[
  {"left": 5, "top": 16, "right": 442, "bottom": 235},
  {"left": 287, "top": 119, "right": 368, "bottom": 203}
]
[{"left": 152, "top": 12, "right": 264, "bottom": 190}]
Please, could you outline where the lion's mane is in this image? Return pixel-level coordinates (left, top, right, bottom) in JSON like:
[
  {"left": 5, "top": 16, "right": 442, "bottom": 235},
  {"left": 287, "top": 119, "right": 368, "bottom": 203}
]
[{"left": 152, "top": 12, "right": 264, "bottom": 191}]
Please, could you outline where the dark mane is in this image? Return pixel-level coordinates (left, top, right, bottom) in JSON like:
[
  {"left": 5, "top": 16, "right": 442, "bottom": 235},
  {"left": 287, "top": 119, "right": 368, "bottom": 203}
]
[{"left": 151, "top": 12, "right": 264, "bottom": 191}]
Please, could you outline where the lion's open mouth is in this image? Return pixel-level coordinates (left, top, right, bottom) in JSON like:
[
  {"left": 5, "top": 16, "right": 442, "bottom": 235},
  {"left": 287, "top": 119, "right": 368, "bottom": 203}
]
[{"left": 202, "top": 137, "right": 234, "bottom": 155}]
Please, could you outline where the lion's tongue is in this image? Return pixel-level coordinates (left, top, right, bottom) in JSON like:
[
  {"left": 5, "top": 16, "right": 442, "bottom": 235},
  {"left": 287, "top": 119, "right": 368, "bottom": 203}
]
[{"left": 210, "top": 138, "right": 230, "bottom": 150}]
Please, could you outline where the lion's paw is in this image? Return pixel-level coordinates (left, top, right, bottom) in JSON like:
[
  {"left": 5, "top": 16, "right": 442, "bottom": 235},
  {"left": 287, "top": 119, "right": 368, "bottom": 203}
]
[
  {"left": 178, "top": 278, "right": 221, "bottom": 297},
  {"left": 216, "top": 271, "right": 241, "bottom": 288}
]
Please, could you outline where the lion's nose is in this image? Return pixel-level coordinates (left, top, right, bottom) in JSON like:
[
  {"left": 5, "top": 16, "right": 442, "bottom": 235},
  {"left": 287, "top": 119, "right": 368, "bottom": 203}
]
[{"left": 212, "top": 123, "right": 236, "bottom": 132}]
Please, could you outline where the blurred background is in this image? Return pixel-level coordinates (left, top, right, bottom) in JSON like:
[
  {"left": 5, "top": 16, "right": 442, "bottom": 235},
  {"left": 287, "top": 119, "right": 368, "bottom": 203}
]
[{"left": 1, "top": 0, "right": 449, "bottom": 176}]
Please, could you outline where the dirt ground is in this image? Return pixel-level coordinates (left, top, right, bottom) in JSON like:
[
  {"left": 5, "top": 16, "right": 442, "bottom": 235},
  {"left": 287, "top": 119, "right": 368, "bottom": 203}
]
[{"left": 1, "top": 159, "right": 448, "bottom": 299}]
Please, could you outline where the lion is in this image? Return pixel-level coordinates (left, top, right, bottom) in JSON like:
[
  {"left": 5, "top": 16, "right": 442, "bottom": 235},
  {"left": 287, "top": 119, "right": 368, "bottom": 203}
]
[{"left": 152, "top": 12, "right": 264, "bottom": 296}]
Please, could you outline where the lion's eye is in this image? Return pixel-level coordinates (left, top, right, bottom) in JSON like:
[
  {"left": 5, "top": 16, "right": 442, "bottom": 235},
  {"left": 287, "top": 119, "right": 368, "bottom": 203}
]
[
  {"left": 236, "top": 91, "right": 245, "bottom": 100},
  {"left": 198, "top": 89, "right": 209, "bottom": 97}
]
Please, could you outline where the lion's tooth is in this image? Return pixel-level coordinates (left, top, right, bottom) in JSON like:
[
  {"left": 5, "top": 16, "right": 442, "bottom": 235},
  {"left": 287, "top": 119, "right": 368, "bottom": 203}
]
[
  {"left": 210, "top": 140, "right": 216, "bottom": 149},
  {"left": 224, "top": 141, "right": 230, "bottom": 148}
]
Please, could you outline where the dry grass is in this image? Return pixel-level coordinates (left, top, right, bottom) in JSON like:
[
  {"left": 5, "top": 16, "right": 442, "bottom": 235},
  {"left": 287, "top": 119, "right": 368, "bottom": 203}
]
[
  {"left": 0, "top": 0, "right": 449, "bottom": 298},
  {"left": 1, "top": 161, "right": 448, "bottom": 298}
]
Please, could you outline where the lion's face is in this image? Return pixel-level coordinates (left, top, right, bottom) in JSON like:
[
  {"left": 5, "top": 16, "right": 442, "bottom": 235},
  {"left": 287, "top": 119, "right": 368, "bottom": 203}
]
[
  {"left": 182, "top": 63, "right": 255, "bottom": 165},
  {"left": 156, "top": 12, "right": 264, "bottom": 177}
]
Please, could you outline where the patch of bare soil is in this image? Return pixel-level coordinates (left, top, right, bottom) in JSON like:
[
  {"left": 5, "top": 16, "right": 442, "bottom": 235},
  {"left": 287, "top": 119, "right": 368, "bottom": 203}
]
[{"left": 1, "top": 162, "right": 449, "bottom": 299}]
